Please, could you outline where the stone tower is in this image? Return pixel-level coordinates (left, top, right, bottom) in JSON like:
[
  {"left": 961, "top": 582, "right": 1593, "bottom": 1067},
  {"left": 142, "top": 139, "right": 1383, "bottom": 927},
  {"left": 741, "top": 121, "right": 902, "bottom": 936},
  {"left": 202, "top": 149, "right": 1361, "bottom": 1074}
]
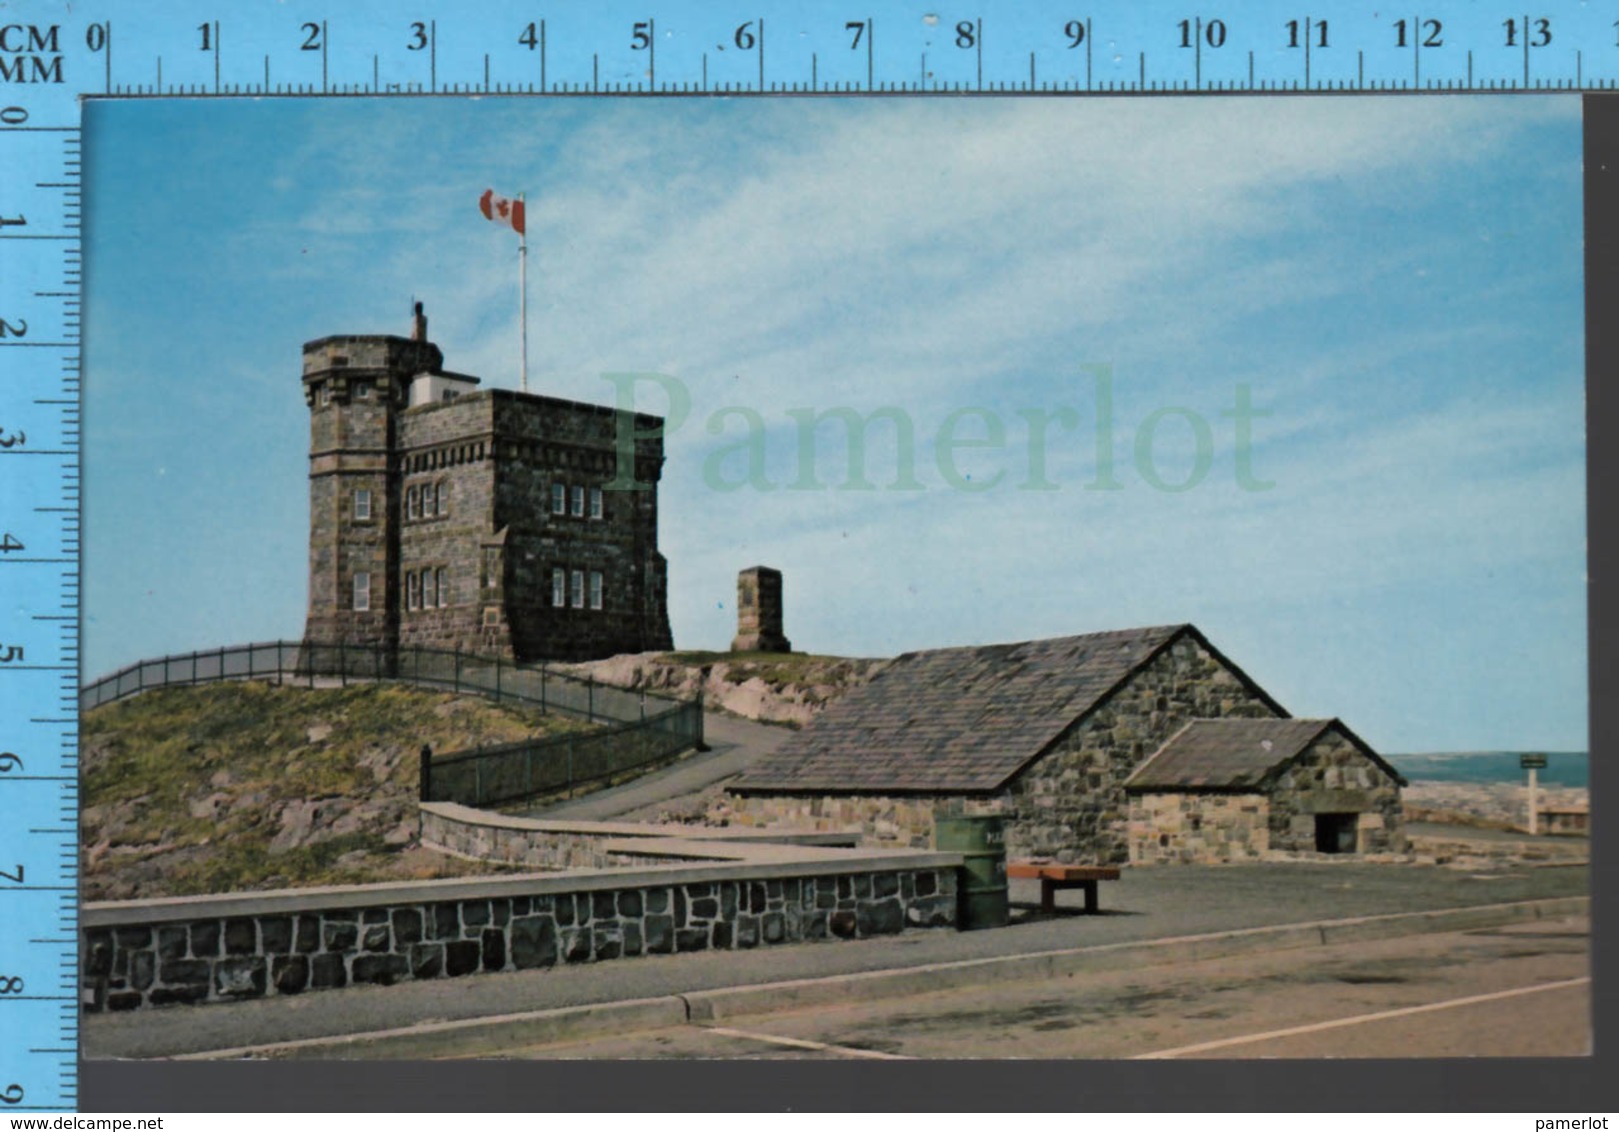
[
  {"left": 732, "top": 566, "right": 791, "bottom": 653},
  {"left": 301, "top": 301, "right": 674, "bottom": 663},
  {"left": 302, "top": 303, "right": 440, "bottom": 651}
]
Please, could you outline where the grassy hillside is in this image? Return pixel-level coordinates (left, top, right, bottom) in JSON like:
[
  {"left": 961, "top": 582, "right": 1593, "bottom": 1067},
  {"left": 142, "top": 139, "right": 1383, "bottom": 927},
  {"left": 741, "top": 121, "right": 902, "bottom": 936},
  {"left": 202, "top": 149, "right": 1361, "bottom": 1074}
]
[{"left": 81, "top": 681, "right": 596, "bottom": 900}]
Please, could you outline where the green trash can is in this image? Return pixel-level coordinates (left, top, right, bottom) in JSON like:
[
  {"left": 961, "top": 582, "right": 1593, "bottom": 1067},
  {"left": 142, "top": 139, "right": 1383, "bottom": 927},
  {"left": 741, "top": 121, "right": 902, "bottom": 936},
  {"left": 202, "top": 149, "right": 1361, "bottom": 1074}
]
[{"left": 933, "top": 813, "right": 1009, "bottom": 930}]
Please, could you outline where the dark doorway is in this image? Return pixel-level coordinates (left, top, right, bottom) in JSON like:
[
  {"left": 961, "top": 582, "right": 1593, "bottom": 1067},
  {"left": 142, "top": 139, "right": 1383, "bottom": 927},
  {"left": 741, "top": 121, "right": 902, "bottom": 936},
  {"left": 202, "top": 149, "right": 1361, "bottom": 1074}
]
[{"left": 1314, "top": 812, "right": 1358, "bottom": 854}]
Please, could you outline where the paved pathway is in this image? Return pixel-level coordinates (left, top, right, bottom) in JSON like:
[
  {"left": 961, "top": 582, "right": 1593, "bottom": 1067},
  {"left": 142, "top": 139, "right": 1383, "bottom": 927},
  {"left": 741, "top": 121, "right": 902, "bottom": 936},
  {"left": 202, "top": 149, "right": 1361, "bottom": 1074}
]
[{"left": 525, "top": 712, "right": 790, "bottom": 820}]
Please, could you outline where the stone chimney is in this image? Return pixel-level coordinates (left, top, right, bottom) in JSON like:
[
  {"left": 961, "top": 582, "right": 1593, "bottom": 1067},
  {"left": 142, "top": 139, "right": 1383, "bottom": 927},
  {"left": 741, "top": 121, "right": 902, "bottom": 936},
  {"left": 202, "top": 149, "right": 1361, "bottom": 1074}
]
[
  {"left": 731, "top": 566, "right": 791, "bottom": 653},
  {"left": 411, "top": 300, "right": 428, "bottom": 342}
]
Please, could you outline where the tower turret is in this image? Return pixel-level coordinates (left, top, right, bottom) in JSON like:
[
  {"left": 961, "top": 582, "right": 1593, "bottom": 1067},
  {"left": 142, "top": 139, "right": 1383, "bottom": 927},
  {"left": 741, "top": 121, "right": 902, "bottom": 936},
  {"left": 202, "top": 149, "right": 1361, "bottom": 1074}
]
[{"left": 302, "top": 305, "right": 443, "bottom": 652}]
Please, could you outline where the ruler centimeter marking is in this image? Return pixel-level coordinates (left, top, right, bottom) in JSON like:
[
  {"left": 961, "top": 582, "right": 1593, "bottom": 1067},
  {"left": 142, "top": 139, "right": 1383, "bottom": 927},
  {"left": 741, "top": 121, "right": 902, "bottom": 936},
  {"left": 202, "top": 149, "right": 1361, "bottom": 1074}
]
[{"left": 0, "top": 0, "right": 1610, "bottom": 1113}]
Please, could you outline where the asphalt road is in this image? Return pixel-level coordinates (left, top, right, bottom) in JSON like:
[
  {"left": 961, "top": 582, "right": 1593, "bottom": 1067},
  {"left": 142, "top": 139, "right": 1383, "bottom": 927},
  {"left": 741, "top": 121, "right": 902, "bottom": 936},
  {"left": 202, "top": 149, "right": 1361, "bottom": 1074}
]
[{"left": 495, "top": 914, "right": 1590, "bottom": 1060}]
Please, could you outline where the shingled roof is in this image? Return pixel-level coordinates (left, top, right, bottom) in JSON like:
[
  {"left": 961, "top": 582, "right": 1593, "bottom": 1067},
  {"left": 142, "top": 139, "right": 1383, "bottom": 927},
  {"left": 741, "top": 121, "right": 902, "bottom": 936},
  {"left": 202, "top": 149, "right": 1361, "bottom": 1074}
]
[
  {"left": 732, "top": 624, "right": 1281, "bottom": 794},
  {"left": 1123, "top": 718, "right": 1406, "bottom": 792}
]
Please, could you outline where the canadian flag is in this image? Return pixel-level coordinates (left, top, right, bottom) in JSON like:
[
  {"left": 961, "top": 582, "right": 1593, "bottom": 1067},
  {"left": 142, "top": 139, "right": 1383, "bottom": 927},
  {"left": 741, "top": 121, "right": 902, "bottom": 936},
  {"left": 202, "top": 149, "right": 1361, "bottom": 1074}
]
[{"left": 478, "top": 188, "right": 525, "bottom": 236}]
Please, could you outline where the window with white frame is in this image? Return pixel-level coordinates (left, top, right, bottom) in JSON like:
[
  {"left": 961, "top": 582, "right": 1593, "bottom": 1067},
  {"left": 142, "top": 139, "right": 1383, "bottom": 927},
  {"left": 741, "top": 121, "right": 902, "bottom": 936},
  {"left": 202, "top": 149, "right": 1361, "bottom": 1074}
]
[
  {"left": 588, "top": 571, "right": 603, "bottom": 610},
  {"left": 589, "top": 487, "right": 603, "bottom": 520},
  {"left": 570, "top": 569, "right": 584, "bottom": 609},
  {"left": 422, "top": 482, "right": 435, "bottom": 518},
  {"left": 423, "top": 567, "right": 436, "bottom": 609},
  {"left": 407, "top": 570, "right": 419, "bottom": 611},
  {"left": 570, "top": 485, "right": 585, "bottom": 517},
  {"left": 551, "top": 483, "right": 566, "bottom": 514},
  {"left": 354, "top": 380, "right": 370, "bottom": 400},
  {"left": 551, "top": 567, "right": 565, "bottom": 607},
  {"left": 354, "top": 488, "right": 371, "bottom": 521},
  {"left": 352, "top": 572, "right": 370, "bottom": 612},
  {"left": 436, "top": 566, "right": 448, "bottom": 608},
  {"left": 436, "top": 480, "right": 449, "bottom": 516},
  {"left": 406, "top": 486, "right": 419, "bottom": 520}
]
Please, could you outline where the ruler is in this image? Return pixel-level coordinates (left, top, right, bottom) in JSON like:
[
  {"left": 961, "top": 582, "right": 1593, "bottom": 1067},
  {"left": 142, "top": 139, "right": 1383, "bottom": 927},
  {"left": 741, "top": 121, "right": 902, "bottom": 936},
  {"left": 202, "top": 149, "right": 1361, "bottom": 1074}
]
[{"left": 0, "top": 0, "right": 1606, "bottom": 1114}]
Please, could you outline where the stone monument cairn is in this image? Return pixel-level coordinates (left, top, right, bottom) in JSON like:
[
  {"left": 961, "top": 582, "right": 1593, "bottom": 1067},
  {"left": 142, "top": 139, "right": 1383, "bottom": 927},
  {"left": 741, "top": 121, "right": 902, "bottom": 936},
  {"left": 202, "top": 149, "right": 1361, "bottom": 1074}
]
[{"left": 731, "top": 566, "right": 791, "bottom": 653}]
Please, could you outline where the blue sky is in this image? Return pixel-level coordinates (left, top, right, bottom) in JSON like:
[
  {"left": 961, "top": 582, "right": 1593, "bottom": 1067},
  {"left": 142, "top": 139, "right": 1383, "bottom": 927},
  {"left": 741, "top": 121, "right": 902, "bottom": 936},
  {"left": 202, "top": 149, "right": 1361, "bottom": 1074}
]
[{"left": 82, "top": 96, "right": 1587, "bottom": 753}]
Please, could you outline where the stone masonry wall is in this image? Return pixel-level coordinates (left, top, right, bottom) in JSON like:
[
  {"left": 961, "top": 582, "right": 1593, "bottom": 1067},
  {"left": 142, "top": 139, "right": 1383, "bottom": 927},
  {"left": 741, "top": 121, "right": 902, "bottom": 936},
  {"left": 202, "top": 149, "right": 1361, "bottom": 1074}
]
[
  {"left": 83, "top": 867, "right": 958, "bottom": 1012},
  {"left": 306, "top": 333, "right": 673, "bottom": 665},
  {"left": 420, "top": 808, "right": 689, "bottom": 870},
  {"left": 1006, "top": 634, "right": 1280, "bottom": 864},
  {"left": 397, "top": 398, "right": 500, "bottom": 655},
  {"left": 729, "top": 635, "right": 1281, "bottom": 864},
  {"left": 1127, "top": 793, "right": 1271, "bottom": 864},
  {"left": 1266, "top": 731, "right": 1406, "bottom": 854},
  {"left": 723, "top": 793, "right": 1003, "bottom": 850},
  {"left": 490, "top": 391, "right": 672, "bottom": 662}
]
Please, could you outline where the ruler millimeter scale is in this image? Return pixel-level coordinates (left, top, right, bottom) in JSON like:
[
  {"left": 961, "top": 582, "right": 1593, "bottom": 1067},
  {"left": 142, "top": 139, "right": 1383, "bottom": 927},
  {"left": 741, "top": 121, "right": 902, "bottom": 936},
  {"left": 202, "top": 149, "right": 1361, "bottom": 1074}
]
[{"left": 0, "top": 0, "right": 1608, "bottom": 1115}]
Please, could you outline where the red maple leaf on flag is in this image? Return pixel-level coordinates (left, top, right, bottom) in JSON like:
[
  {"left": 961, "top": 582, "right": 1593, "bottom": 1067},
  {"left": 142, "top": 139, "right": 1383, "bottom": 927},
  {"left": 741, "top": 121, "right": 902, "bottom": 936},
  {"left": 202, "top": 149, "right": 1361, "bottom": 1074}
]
[{"left": 478, "top": 188, "right": 525, "bottom": 236}]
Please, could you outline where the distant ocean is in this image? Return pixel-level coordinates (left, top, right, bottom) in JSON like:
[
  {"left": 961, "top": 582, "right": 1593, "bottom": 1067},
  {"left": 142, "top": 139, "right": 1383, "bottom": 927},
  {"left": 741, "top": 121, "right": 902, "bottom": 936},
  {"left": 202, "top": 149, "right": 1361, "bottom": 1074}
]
[{"left": 1387, "top": 751, "right": 1589, "bottom": 788}]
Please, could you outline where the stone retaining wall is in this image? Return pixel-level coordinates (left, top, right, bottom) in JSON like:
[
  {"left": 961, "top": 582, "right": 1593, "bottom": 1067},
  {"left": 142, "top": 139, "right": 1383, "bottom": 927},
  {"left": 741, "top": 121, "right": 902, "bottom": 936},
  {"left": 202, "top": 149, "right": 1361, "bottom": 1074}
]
[
  {"left": 419, "top": 802, "right": 857, "bottom": 870},
  {"left": 82, "top": 852, "right": 960, "bottom": 1012}
]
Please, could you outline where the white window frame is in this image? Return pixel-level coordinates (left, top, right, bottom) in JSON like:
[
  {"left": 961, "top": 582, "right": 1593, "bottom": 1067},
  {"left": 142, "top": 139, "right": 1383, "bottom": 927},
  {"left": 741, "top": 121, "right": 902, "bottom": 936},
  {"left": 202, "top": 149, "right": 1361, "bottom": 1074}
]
[
  {"left": 588, "top": 571, "right": 603, "bottom": 611},
  {"left": 406, "top": 486, "right": 419, "bottom": 520},
  {"left": 551, "top": 567, "right": 565, "bottom": 608},
  {"left": 354, "top": 380, "right": 370, "bottom": 400},
  {"left": 589, "top": 486, "right": 603, "bottom": 520},
  {"left": 570, "top": 485, "right": 585, "bottom": 518},
  {"left": 570, "top": 569, "right": 584, "bottom": 609},
  {"left": 423, "top": 568, "right": 436, "bottom": 609},
  {"left": 407, "top": 570, "right": 419, "bottom": 611},
  {"left": 352, "top": 571, "right": 370, "bottom": 612},
  {"left": 422, "top": 483, "right": 435, "bottom": 518},
  {"left": 437, "top": 480, "right": 449, "bottom": 516},
  {"left": 551, "top": 483, "right": 566, "bottom": 515},
  {"left": 436, "top": 566, "right": 449, "bottom": 608},
  {"left": 354, "top": 488, "right": 371, "bottom": 521}
]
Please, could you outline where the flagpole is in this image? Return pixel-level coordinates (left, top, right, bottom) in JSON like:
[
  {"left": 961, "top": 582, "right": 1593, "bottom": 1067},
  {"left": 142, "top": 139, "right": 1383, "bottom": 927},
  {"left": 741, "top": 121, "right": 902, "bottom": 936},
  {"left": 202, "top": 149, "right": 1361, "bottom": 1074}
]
[{"left": 519, "top": 192, "right": 529, "bottom": 394}]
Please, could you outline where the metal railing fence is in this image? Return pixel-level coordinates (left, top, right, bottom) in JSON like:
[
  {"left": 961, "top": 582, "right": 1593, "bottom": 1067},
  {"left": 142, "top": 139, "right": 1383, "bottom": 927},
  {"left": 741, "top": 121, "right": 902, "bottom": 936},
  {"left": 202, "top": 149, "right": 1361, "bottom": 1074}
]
[{"left": 81, "top": 640, "right": 705, "bottom": 808}]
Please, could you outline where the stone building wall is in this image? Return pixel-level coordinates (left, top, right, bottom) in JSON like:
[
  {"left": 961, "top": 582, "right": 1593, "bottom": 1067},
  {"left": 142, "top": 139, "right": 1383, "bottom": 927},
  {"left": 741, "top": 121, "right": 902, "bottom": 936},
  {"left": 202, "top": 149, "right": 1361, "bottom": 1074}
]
[
  {"left": 1265, "top": 730, "right": 1406, "bottom": 854},
  {"left": 490, "top": 392, "right": 672, "bottom": 662},
  {"left": 1126, "top": 793, "right": 1270, "bottom": 864},
  {"left": 83, "top": 864, "right": 958, "bottom": 1012},
  {"left": 724, "top": 793, "right": 1005, "bottom": 850},
  {"left": 302, "top": 327, "right": 673, "bottom": 662},
  {"left": 303, "top": 335, "right": 436, "bottom": 650},
  {"left": 1005, "top": 634, "right": 1281, "bottom": 864},
  {"left": 396, "top": 398, "right": 504, "bottom": 654},
  {"left": 731, "top": 635, "right": 1283, "bottom": 863}
]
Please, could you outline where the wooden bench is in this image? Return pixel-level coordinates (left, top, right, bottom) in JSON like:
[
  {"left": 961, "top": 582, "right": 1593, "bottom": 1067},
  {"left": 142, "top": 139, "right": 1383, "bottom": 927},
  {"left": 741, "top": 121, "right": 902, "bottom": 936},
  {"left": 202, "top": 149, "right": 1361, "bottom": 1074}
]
[{"left": 1006, "top": 861, "right": 1121, "bottom": 914}]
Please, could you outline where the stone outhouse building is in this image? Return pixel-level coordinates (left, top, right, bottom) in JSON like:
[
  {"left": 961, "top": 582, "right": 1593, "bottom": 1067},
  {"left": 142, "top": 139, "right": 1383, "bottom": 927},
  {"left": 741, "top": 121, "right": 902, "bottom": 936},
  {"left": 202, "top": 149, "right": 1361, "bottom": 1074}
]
[
  {"left": 302, "top": 304, "right": 674, "bottom": 662},
  {"left": 1123, "top": 718, "right": 1407, "bottom": 863},
  {"left": 727, "top": 623, "right": 1404, "bottom": 865}
]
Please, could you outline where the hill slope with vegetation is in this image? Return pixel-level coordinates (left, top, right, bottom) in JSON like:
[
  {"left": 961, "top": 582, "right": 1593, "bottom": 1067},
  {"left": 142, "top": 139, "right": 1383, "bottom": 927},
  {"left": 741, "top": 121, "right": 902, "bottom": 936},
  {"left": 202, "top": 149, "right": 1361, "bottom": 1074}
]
[
  {"left": 552, "top": 650, "right": 889, "bottom": 726},
  {"left": 81, "top": 681, "right": 595, "bottom": 900}
]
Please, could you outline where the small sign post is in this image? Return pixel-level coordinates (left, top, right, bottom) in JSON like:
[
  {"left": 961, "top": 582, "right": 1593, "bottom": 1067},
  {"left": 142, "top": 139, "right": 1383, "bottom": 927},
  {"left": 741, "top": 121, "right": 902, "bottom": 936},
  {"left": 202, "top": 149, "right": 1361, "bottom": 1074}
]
[{"left": 1521, "top": 753, "right": 1548, "bottom": 835}]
